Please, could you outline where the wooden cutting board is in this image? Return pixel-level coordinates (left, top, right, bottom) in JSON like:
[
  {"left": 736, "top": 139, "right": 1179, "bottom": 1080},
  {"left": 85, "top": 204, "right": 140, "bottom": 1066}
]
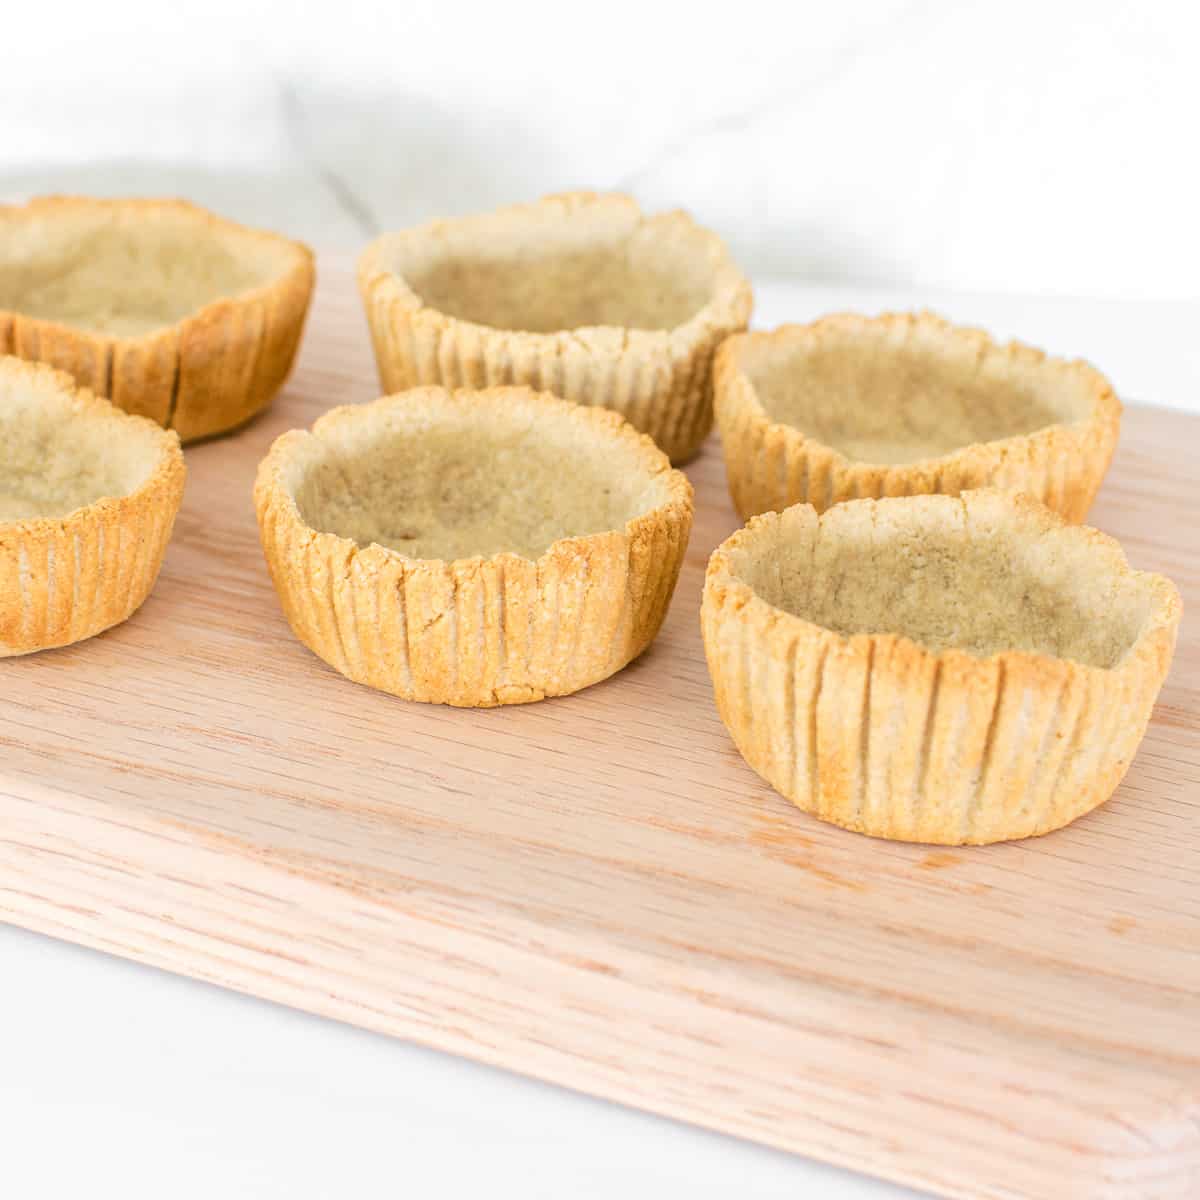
[{"left": 1, "top": 257, "right": 1196, "bottom": 1200}]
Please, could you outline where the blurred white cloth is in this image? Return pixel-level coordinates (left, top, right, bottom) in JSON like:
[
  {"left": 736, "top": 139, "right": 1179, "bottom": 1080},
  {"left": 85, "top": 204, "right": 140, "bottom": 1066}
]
[{"left": 4, "top": 1, "right": 1197, "bottom": 302}]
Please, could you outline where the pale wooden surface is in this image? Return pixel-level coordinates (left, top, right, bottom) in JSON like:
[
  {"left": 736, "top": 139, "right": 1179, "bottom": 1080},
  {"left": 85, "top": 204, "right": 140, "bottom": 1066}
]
[{"left": 1, "top": 257, "right": 1197, "bottom": 1200}]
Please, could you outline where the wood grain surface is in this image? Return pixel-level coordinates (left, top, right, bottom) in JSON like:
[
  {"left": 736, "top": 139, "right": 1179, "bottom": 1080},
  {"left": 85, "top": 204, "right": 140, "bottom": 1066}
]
[{"left": 1, "top": 257, "right": 1197, "bottom": 1200}]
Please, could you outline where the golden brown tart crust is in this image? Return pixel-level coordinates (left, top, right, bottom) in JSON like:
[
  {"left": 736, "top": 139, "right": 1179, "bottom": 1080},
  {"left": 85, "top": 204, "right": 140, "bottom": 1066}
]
[
  {"left": 701, "top": 489, "right": 1180, "bottom": 844},
  {"left": 358, "top": 192, "right": 752, "bottom": 464},
  {"left": 255, "top": 385, "right": 694, "bottom": 706},
  {"left": 0, "top": 357, "right": 186, "bottom": 655},
  {"left": 0, "top": 196, "right": 314, "bottom": 442},
  {"left": 714, "top": 311, "right": 1121, "bottom": 521}
]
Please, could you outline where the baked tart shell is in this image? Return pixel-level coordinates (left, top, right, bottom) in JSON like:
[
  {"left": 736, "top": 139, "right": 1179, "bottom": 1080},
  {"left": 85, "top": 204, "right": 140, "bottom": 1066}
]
[
  {"left": 358, "top": 192, "right": 752, "bottom": 464},
  {"left": 254, "top": 385, "right": 694, "bottom": 706},
  {"left": 0, "top": 358, "right": 186, "bottom": 656},
  {"left": 715, "top": 312, "right": 1121, "bottom": 521},
  {"left": 0, "top": 197, "right": 314, "bottom": 442},
  {"left": 701, "top": 489, "right": 1181, "bottom": 844}
]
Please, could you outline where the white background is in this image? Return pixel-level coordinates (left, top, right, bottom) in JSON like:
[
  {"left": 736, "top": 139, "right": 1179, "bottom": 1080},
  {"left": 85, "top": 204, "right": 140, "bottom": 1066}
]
[
  {"left": 1, "top": 4, "right": 1196, "bottom": 1198},
  {"left": 6, "top": 1, "right": 1200, "bottom": 306}
]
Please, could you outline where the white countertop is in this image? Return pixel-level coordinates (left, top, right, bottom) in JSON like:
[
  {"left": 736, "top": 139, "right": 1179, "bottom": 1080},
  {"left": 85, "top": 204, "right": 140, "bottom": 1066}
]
[
  {"left": 0, "top": 278, "right": 933, "bottom": 1200},
  {"left": 2, "top": 922, "right": 925, "bottom": 1200}
]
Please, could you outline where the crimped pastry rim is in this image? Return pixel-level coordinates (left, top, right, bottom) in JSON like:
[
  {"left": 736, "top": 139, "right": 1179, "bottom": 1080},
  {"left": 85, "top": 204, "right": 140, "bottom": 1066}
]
[
  {"left": 704, "top": 488, "right": 1182, "bottom": 679},
  {"left": 357, "top": 191, "right": 752, "bottom": 353},
  {"left": 714, "top": 310, "right": 1122, "bottom": 473},
  {"left": 254, "top": 384, "right": 695, "bottom": 571},
  {"left": 0, "top": 355, "right": 185, "bottom": 537},
  {"left": 0, "top": 195, "right": 315, "bottom": 345}
]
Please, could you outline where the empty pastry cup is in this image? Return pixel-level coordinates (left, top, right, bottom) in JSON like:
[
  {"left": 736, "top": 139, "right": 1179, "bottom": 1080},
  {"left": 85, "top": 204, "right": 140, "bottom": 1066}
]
[
  {"left": 0, "top": 196, "right": 314, "bottom": 441},
  {"left": 0, "top": 357, "right": 186, "bottom": 655},
  {"left": 701, "top": 489, "right": 1180, "bottom": 844},
  {"left": 358, "top": 192, "right": 752, "bottom": 463},
  {"left": 714, "top": 312, "right": 1121, "bottom": 521},
  {"left": 255, "top": 385, "right": 694, "bottom": 706}
]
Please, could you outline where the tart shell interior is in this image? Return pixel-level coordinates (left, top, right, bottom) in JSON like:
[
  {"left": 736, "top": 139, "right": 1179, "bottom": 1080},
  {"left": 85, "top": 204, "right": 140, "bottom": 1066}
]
[
  {"left": 0, "top": 205, "right": 299, "bottom": 337},
  {"left": 384, "top": 206, "right": 721, "bottom": 334},
  {"left": 291, "top": 399, "right": 676, "bottom": 562},
  {"left": 744, "top": 322, "right": 1098, "bottom": 465},
  {"left": 730, "top": 496, "right": 1155, "bottom": 669},
  {"left": 0, "top": 366, "right": 167, "bottom": 521}
]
